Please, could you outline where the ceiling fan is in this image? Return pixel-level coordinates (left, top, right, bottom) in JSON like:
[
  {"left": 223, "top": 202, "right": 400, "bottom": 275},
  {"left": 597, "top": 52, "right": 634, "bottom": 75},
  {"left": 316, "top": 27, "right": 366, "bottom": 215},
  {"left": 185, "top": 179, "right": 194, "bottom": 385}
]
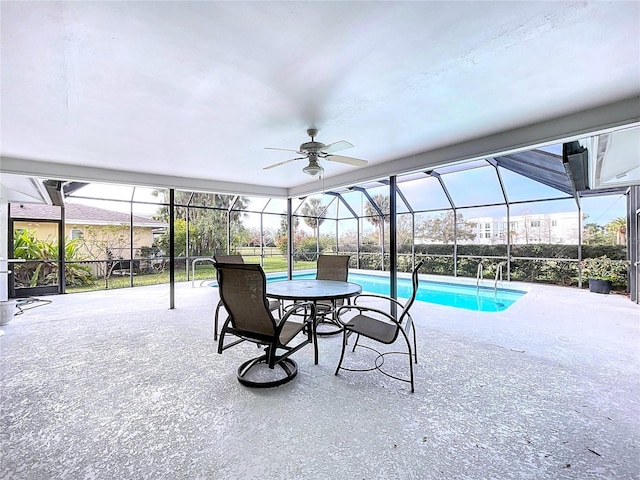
[{"left": 263, "top": 128, "right": 368, "bottom": 176}]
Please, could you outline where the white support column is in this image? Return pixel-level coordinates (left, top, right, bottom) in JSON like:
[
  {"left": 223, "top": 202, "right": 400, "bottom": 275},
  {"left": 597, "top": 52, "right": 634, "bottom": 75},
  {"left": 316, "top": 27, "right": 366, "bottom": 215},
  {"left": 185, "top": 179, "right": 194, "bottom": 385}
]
[{"left": 1, "top": 199, "right": 9, "bottom": 301}]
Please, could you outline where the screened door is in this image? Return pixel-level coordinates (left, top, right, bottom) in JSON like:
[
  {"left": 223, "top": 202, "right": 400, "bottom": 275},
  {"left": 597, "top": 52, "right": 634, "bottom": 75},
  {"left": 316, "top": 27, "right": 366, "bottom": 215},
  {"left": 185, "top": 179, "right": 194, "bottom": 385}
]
[{"left": 10, "top": 219, "right": 63, "bottom": 297}]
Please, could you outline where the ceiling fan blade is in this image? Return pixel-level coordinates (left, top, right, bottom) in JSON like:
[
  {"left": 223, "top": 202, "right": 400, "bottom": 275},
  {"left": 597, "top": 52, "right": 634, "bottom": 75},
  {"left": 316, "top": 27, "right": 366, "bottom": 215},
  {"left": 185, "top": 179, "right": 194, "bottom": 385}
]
[
  {"left": 263, "top": 157, "right": 306, "bottom": 170},
  {"left": 265, "top": 147, "right": 301, "bottom": 153},
  {"left": 325, "top": 154, "right": 368, "bottom": 167},
  {"left": 322, "top": 140, "right": 354, "bottom": 154}
]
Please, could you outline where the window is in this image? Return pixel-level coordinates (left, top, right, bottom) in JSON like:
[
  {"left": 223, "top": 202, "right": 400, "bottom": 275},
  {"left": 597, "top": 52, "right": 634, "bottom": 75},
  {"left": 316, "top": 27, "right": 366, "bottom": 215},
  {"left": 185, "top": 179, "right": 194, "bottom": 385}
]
[
  {"left": 551, "top": 220, "right": 558, "bottom": 227},
  {"left": 71, "top": 228, "right": 83, "bottom": 239},
  {"left": 531, "top": 220, "right": 541, "bottom": 227}
]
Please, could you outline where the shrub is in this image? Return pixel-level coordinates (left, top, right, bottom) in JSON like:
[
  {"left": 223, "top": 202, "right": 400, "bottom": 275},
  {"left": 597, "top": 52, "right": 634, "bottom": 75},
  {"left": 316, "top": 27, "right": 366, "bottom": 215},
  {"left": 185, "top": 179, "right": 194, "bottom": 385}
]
[{"left": 581, "top": 256, "right": 628, "bottom": 285}]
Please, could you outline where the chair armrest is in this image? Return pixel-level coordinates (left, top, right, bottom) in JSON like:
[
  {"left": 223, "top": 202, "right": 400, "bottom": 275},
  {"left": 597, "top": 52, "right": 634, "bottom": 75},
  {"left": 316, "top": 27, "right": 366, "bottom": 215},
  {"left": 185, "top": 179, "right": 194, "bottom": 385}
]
[
  {"left": 279, "top": 301, "right": 316, "bottom": 325},
  {"left": 353, "top": 293, "right": 405, "bottom": 310},
  {"left": 336, "top": 304, "right": 399, "bottom": 326}
]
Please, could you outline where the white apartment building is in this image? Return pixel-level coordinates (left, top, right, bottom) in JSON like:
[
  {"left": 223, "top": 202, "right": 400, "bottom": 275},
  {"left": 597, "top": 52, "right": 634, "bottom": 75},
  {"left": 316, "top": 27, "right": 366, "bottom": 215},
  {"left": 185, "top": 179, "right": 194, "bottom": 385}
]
[{"left": 465, "top": 211, "right": 580, "bottom": 245}]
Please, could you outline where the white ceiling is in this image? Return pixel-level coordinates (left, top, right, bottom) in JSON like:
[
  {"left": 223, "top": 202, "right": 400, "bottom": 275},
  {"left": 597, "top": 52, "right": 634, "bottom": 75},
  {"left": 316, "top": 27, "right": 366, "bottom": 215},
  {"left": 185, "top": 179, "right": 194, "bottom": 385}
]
[{"left": 1, "top": 1, "right": 639, "bottom": 198}]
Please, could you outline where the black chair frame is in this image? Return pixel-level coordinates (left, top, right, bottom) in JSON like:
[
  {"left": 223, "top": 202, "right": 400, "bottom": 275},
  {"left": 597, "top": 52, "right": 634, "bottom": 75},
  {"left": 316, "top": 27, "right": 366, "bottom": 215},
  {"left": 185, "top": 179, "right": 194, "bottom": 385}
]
[
  {"left": 314, "top": 254, "right": 350, "bottom": 336},
  {"left": 334, "top": 260, "right": 424, "bottom": 392},
  {"left": 213, "top": 254, "right": 280, "bottom": 340},
  {"left": 216, "top": 263, "right": 317, "bottom": 388}
]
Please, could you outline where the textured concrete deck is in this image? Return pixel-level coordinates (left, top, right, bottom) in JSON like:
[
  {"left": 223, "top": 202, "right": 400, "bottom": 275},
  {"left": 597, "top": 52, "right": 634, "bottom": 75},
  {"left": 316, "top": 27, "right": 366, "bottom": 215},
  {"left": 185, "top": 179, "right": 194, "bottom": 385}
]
[{"left": 1, "top": 280, "right": 638, "bottom": 479}]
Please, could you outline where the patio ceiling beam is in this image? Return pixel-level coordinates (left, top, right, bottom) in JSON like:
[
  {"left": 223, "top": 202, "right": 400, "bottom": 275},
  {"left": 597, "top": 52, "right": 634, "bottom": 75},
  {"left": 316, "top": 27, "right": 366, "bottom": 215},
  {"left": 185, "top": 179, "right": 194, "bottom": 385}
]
[
  {"left": 425, "top": 171, "right": 455, "bottom": 210},
  {"left": 487, "top": 157, "right": 512, "bottom": 280},
  {"left": 324, "top": 191, "right": 359, "bottom": 219},
  {"left": 349, "top": 186, "right": 384, "bottom": 217},
  {"left": 378, "top": 180, "right": 414, "bottom": 214},
  {"left": 1, "top": 157, "right": 289, "bottom": 199}
]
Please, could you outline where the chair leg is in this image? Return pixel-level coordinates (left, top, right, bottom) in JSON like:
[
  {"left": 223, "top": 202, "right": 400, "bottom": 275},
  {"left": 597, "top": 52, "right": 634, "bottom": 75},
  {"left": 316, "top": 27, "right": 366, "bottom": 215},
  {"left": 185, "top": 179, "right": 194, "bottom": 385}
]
[
  {"left": 407, "top": 343, "right": 415, "bottom": 393},
  {"left": 266, "top": 345, "right": 278, "bottom": 369},
  {"left": 334, "top": 328, "right": 349, "bottom": 375},
  {"left": 312, "top": 320, "right": 319, "bottom": 365},
  {"left": 214, "top": 300, "right": 224, "bottom": 341},
  {"left": 411, "top": 323, "right": 418, "bottom": 364},
  {"left": 401, "top": 330, "right": 415, "bottom": 393},
  {"left": 351, "top": 333, "right": 361, "bottom": 352},
  {"left": 217, "top": 329, "right": 225, "bottom": 354}
]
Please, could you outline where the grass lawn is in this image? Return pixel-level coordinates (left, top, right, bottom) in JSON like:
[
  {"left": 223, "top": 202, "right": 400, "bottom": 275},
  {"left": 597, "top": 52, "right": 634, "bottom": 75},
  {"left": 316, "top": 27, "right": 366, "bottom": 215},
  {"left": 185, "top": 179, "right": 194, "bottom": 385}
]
[{"left": 67, "top": 255, "right": 316, "bottom": 293}]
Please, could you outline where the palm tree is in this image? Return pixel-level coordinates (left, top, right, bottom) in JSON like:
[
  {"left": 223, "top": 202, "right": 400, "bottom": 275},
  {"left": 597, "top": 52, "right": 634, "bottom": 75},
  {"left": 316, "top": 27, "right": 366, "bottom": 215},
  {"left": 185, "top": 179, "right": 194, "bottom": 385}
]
[
  {"left": 364, "top": 194, "right": 390, "bottom": 245},
  {"left": 300, "top": 197, "right": 326, "bottom": 237},
  {"left": 606, "top": 217, "right": 627, "bottom": 245}
]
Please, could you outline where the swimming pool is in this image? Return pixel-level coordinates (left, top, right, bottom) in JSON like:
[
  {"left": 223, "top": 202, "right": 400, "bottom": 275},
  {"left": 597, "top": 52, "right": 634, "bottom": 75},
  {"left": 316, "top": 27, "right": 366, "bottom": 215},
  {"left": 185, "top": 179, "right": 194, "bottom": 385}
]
[{"left": 262, "top": 271, "right": 526, "bottom": 312}]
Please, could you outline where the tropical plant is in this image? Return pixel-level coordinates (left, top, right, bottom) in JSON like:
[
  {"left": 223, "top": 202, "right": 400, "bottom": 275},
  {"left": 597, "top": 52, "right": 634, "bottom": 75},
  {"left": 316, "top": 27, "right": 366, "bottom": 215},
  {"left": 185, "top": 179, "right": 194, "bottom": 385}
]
[
  {"left": 581, "top": 255, "right": 628, "bottom": 283},
  {"left": 13, "top": 229, "right": 93, "bottom": 288}
]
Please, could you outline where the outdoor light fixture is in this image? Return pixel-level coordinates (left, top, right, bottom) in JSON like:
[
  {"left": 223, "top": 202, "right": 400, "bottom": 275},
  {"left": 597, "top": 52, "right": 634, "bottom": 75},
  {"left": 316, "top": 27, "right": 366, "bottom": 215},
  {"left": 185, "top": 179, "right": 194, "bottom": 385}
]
[{"left": 302, "top": 154, "right": 323, "bottom": 177}]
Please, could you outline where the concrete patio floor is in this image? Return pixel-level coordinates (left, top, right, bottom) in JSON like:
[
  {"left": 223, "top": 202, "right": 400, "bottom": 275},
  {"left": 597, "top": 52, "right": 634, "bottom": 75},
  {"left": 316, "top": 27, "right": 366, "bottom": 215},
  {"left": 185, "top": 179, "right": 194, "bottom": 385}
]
[{"left": 1, "top": 279, "right": 638, "bottom": 479}]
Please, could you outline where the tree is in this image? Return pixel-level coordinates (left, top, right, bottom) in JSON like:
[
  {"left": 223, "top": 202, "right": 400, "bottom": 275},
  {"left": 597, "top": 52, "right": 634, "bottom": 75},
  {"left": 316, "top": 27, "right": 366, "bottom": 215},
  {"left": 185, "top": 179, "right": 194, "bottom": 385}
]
[
  {"left": 246, "top": 227, "right": 262, "bottom": 247},
  {"left": 300, "top": 197, "right": 326, "bottom": 237},
  {"left": 154, "top": 192, "right": 248, "bottom": 256},
  {"left": 583, "top": 223, "right": 606, "bottom": 245},
  {"left": 417, "top": 210, "right": 475, "bottom": 244},
  {"left": 606, "top": 217, "right": 626, "bottom": 245},
  {"left": 275, "top": 213, "right": 299, "bottom": 252},
  {"left": 154, "top": 219, "right": 194, "bottom": 257},
  {"left": 364, "top": 194, "right": 390, "bottom": 245},
  {"left": 262, "top": 227, "right": 277, "bottom": 247},
  {"left": 396, "top": 214, "right": 414, "bottom": 247}
]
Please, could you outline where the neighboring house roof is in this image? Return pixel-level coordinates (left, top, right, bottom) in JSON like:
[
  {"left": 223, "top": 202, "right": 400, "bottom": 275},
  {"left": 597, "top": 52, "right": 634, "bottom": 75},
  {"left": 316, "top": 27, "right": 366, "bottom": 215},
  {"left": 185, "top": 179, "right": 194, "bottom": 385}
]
[{"left": 10, "top": 202, "right": 168, "bottom": 228}]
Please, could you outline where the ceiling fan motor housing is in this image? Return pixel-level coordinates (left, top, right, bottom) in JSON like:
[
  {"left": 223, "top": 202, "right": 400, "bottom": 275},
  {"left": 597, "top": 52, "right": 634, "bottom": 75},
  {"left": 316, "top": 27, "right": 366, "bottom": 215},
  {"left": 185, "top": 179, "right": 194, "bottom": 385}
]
[{"left": 299, "top": 140, "right": 326, "bottom": 154}]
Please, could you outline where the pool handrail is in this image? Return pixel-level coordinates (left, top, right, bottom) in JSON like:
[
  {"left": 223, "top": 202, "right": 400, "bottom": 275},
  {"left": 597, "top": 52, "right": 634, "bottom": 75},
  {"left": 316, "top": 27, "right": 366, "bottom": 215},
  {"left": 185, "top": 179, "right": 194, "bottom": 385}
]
[
  {"left": 494, "top": 264, "right": 503, "bottom": 290},
  {"left": 191, "top": 257, "right": 215, "bottom": 287}
]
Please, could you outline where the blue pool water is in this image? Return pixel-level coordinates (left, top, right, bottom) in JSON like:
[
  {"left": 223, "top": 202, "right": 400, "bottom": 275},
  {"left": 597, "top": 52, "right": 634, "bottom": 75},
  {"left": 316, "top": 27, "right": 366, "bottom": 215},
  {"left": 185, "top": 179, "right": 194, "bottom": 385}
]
[{"left": 262, "top": 271, "right": 526, "bottom": 312}]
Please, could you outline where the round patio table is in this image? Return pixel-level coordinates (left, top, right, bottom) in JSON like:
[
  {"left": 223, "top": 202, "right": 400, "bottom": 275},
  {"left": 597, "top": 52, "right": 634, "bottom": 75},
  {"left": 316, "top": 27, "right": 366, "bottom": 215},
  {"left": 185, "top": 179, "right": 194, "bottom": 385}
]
[{"left": 267, "top": 279, "right": 362, "bottom": 337}]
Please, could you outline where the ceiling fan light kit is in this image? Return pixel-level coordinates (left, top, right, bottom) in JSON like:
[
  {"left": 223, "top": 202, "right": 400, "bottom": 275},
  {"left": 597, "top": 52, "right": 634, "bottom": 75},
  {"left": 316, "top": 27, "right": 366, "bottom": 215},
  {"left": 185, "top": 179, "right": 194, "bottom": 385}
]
[
  {"left": 302, "top": 155, "right": 323, "bottom": 177},
  {"left": 264, "top": 128, "right": 368, "bottom": 176}
]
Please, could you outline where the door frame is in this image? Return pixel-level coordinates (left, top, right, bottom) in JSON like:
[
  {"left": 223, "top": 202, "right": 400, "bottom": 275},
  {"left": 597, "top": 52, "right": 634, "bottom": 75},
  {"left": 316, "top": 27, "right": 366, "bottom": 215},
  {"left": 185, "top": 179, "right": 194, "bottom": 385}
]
[{"left": 9, "top": 217, "right": 65, "bottom": 298}]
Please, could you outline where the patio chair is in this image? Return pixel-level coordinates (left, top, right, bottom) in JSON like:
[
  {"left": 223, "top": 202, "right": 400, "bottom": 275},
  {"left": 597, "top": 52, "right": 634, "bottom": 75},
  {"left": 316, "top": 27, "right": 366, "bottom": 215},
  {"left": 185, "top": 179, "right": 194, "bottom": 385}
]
[
  {"left": 334, "top": 260, "right": 425, "bottom": 392},
  {"left": 215, "top": 262, "right": 317, "bottom": 387},
  {"left": 314, "top": 254, "right": 350, "bottom": 334},
  {"left": 213, "top": 255, "right": 280, "bottom": 340}
]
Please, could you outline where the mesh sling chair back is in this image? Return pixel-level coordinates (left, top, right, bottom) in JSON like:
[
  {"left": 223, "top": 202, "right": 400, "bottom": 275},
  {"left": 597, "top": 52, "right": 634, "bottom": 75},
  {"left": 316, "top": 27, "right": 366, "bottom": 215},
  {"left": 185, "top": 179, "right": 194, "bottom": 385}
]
[
  {"left": 334, "top": 260, "right": 425, "bottom": 392},
  {"left": 314, "top": 254, "right": 350, "bottom": 334},
  {"left": 213, "top": 255, "right": 280, "bottom": 340},
  {"left": 215, "top": 262, "right": 317, "bottom": 387}
]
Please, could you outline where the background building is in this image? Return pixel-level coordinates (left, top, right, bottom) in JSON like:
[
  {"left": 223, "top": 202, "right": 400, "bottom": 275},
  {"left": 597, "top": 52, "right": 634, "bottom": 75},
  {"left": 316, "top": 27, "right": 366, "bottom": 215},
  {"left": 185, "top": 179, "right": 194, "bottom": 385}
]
[{"left": 466, "top": 212, "right": 580, "bottom": 245}]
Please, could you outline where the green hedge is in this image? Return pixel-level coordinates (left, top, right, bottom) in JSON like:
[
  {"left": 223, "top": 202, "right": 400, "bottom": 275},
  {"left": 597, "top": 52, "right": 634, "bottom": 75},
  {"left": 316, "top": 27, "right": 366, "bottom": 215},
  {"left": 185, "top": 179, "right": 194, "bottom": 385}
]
[{"left": 353, "top": 243, "right": 627, "bottom": 290}]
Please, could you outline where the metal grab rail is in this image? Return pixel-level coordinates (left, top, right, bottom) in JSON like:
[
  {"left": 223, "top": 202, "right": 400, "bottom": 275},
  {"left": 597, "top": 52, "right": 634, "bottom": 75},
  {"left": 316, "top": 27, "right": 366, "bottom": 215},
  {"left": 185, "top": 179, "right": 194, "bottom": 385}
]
[
  {"left": 476, "top": 262, "right": 483, "bottom": 286},
  {"left": 494, "top": 263, "right": 503, "bottom": 290},
  {"left": 191, "top": 258, "right": 215, "bottom": 287}
]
